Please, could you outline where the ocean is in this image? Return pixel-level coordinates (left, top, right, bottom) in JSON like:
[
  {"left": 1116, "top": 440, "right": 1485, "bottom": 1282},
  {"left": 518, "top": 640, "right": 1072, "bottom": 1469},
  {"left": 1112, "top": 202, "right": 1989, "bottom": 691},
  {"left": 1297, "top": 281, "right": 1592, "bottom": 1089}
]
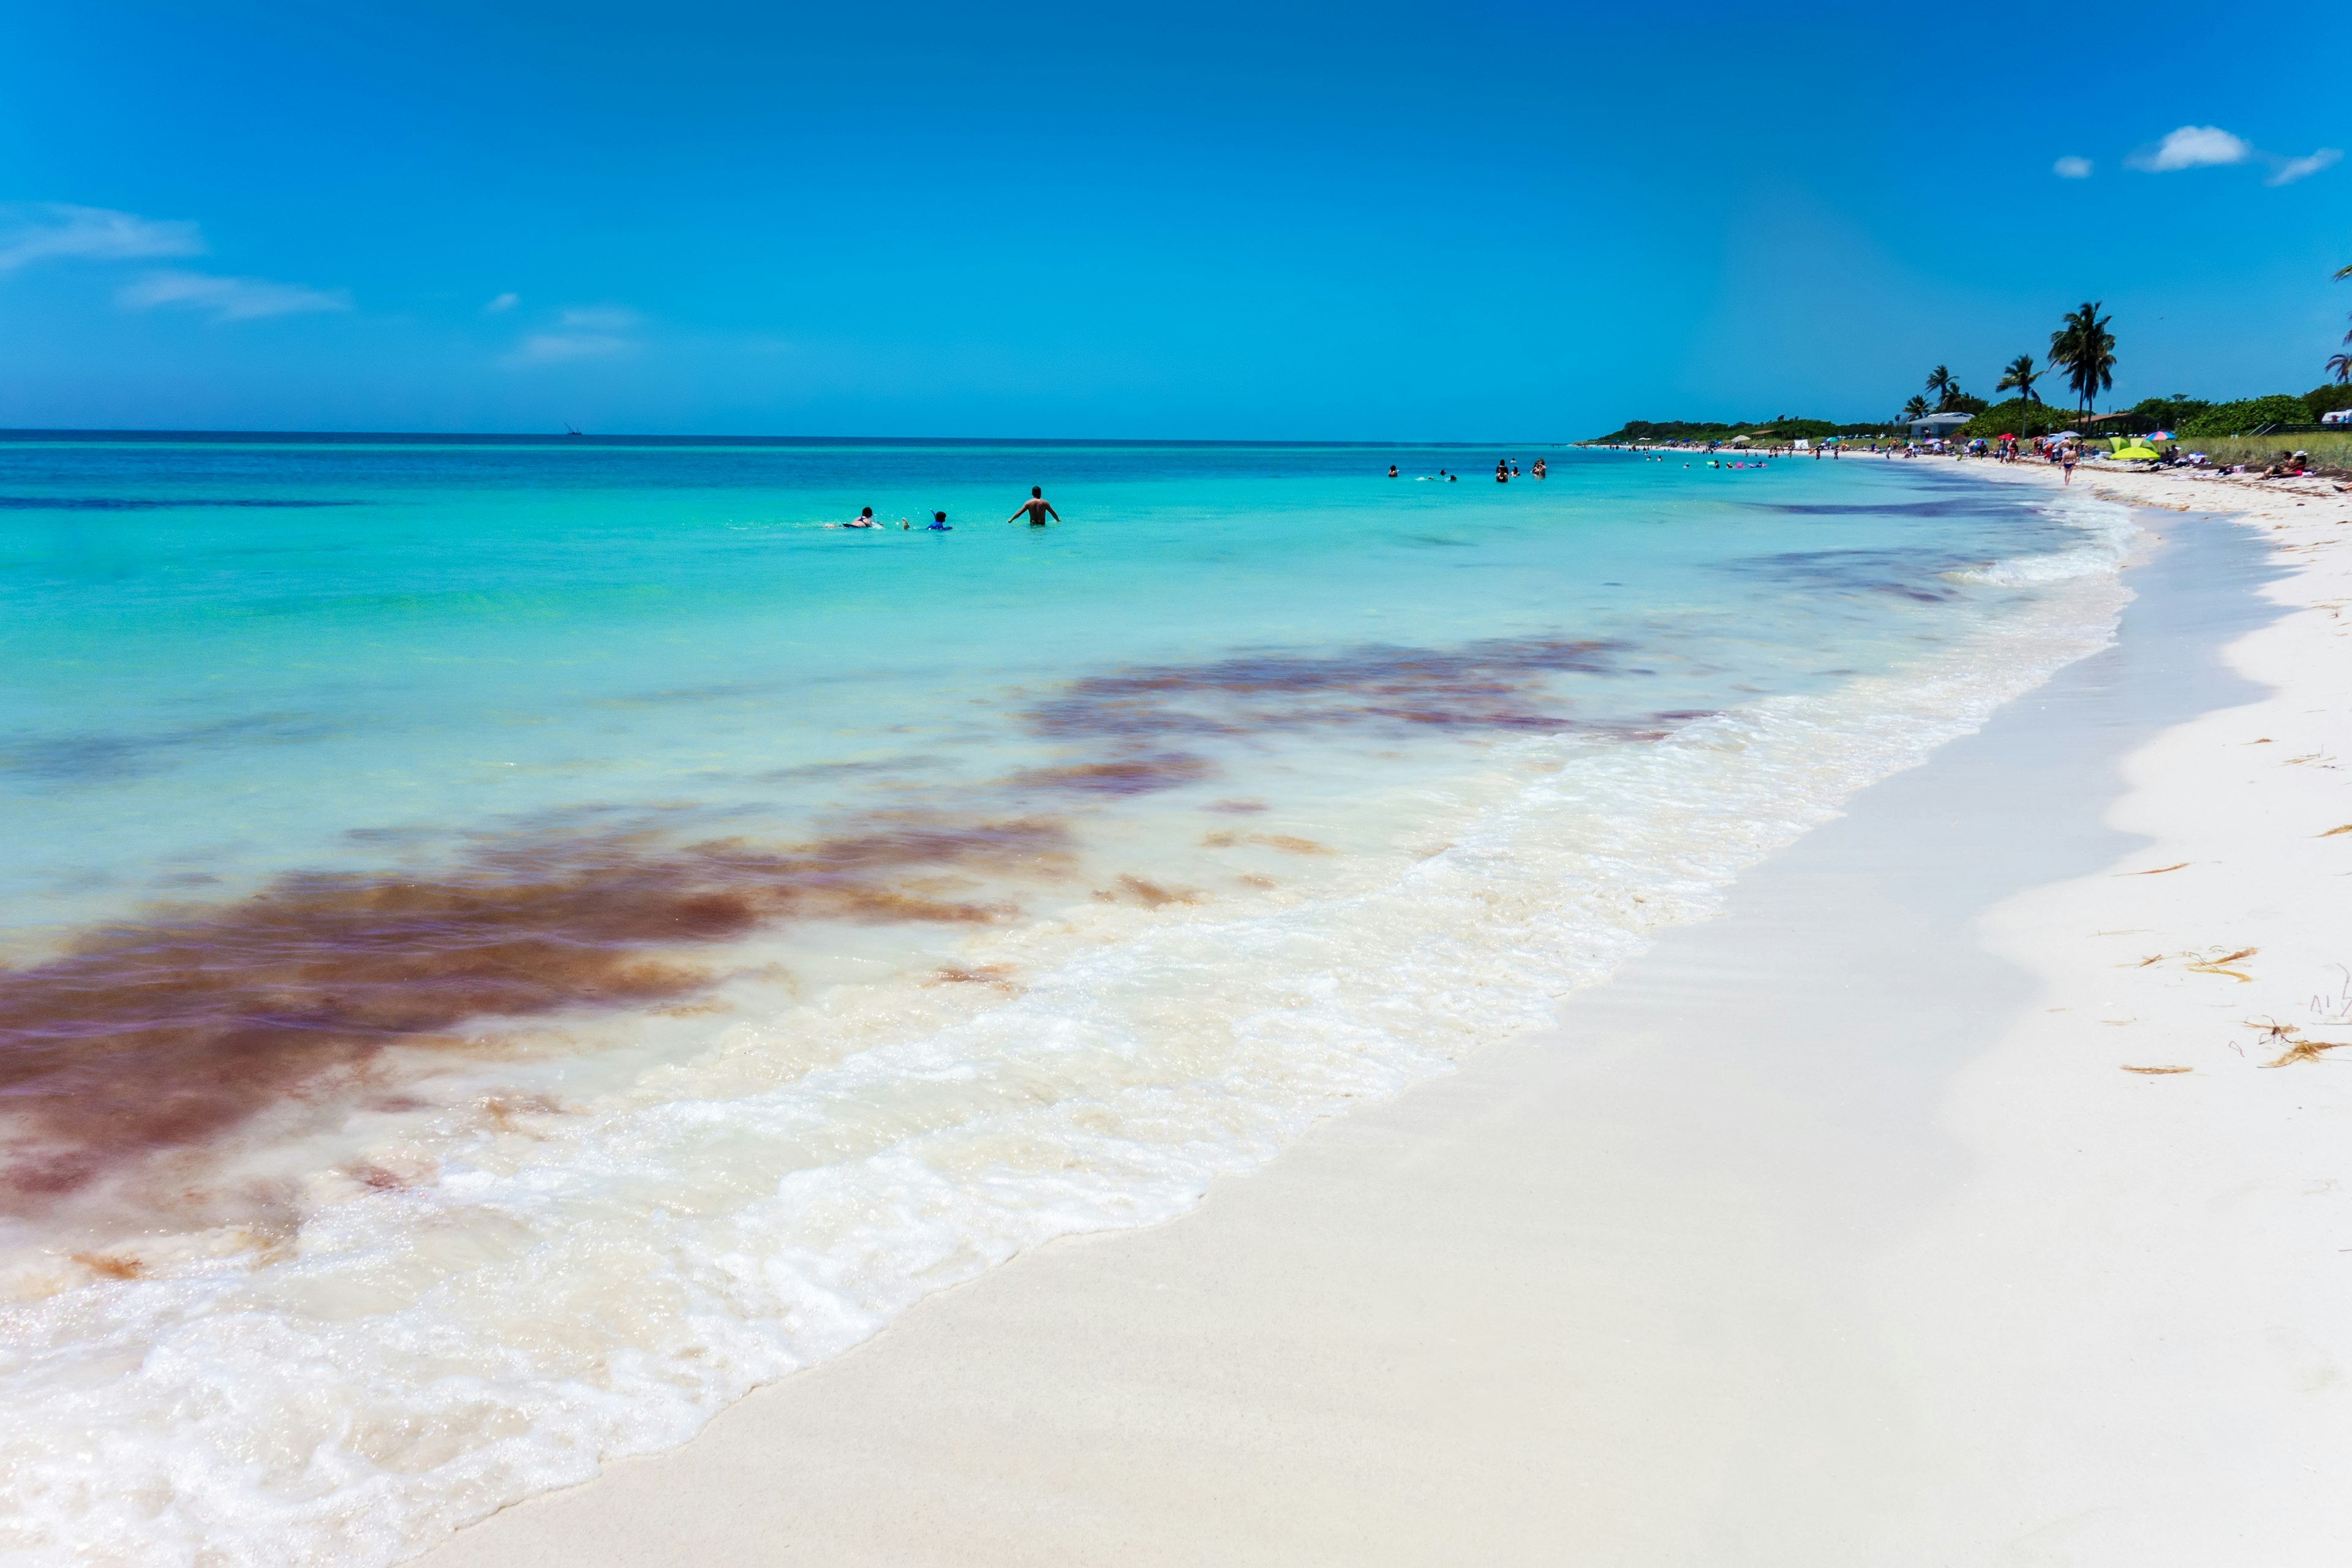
[{"left": 0, "top": 437, "right": 2130, "bottom": 1564}]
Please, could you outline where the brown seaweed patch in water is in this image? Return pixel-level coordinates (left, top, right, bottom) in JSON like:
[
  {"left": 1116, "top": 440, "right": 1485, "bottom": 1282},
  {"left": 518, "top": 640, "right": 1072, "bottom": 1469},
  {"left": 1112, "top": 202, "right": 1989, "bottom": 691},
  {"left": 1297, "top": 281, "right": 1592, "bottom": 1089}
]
[
  {"left": 1207, "top": 798, "right": 1268, "bottom": 815},
  {"left": 1201, "top": 832, "right": 1333, "bottom": 855},
  {"left": 1091, "top": 875, "right": 1202, "bottom": 910},
  {"left": 927, "top": 963, "right": 1023, "bottom": 993},
  {"left": 1006, "top": 753, "right": 1218, "bottom": 796},
  {"left": 0, "top": 818, "right": 1068, "bottom": 1207},
  {"left": 1028, "top": 637, "right": 1628, "bottom": 739}
]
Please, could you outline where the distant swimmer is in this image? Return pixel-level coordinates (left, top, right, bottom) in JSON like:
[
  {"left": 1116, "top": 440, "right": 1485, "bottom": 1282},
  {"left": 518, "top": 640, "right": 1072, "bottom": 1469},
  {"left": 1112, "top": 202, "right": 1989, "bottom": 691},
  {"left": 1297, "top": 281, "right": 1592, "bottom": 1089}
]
[
  {"left": 1007, "top": 486, "right": 1061, "bottom": 526},
  {"left": 927, "top": 511, "right": 952, "bottom": 531},
  {"left": 1494, "top": 459, "right": 1509, "bottom": 483},
  {"left": 1387, "top": 464, "right": 1399, "bottom": 477},
  {"left": 843, "top": 506, "right": 880, "bottom": 529},
  {"left": 1532, "top": 457, "right": 1546, "bottom": 479}
]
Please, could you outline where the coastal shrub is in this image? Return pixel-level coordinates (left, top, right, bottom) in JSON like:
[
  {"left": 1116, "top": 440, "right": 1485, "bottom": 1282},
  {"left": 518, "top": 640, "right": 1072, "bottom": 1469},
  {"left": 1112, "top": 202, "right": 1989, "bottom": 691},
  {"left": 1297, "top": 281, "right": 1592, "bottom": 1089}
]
[
  {"left": 2117, "top": 396, "right": 2211, "bottom": 433},
  {"left": 1591, "top": 415, "right": 1848, "bottom": 443},
  {"left": 2305, "top": 383, "right": 2352, "bottom": 417},
  {"left": 1958, "top": 398, "right": 2068, "bottom": 440},
  {"left": 2179, "top": 394, "right": 2318, "bottom": 435}
]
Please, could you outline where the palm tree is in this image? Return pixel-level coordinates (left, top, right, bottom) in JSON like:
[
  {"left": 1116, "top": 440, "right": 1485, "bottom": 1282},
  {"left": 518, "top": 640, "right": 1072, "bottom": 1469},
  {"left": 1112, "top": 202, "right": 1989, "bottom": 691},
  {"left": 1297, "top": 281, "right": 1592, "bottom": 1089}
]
[
  {"left": 2332, "top": 263, "right": 2352, "bottom": 385},
  {"left": 2048, "top": 302, "right": 2116, "bottom": 413},
  {"left": 1995, "top": 354, "right": 2043, "bottom": 404},
  {"left": 1901, "top": 393, "right": 1930, "bottom": 421},
  {"left": 1924, "top": 364, "right": 1958, "bottom": 408}
]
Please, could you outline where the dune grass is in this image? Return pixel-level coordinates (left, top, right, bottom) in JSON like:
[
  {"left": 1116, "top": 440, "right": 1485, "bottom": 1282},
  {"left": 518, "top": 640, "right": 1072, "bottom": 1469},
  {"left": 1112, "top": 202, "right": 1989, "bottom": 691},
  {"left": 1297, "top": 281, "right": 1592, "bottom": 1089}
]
[{"left": 2176, "top": 432, "right": 2352, "bottom": 471}]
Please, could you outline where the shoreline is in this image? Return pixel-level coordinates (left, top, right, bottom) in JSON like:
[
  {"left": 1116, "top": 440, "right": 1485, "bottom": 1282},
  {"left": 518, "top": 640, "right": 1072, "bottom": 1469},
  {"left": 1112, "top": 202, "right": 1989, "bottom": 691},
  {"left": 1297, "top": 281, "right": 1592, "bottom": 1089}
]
[{"left": 414, "top": 465, "right": 2352, "bottom": 1562}]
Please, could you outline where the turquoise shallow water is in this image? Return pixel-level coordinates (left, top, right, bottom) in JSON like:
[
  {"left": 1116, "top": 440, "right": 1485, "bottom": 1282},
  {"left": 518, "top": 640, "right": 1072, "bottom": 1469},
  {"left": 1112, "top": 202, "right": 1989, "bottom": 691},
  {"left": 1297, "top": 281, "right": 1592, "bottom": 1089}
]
[
  {"left": 8, "top": 440, "right": 2068, "bottom": 932},
  {"left": 0, "top": 439, "right": 2131, "bottom": 1566}
]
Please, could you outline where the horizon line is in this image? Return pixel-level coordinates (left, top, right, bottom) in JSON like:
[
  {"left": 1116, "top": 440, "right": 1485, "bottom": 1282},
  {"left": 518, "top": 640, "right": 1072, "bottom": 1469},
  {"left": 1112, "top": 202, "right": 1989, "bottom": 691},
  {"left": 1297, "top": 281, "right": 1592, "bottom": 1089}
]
[{"left": 0, "top": 428, "right": 1581, "bottom": 450}]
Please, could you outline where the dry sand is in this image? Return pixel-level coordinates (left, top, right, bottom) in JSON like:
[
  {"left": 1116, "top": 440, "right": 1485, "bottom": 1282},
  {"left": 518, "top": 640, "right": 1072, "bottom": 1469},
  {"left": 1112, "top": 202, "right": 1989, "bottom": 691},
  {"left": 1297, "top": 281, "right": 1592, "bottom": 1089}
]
[{"left": 417, "top": 461, "right": 2352, "bottom": 1567}]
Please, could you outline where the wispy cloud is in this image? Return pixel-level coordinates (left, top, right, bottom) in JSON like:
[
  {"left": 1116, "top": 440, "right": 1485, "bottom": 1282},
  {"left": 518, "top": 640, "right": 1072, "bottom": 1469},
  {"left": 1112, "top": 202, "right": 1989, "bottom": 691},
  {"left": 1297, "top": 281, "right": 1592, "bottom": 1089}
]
[
  {"left": 502, "top": 306, "right": 643, "bottom": 366},
  {"left": 2052, "top": 156, "right": 2092, "bottom": 179},
  {"left": 118, "top": 268, "right": 352, "bottom": 321},
  {"left": 0, "top": 203, "right": 205, "bottom": 271},
  {"left": 2266, "top": 148, "right": 2342, "bottom": 186},
  {"left": 484, "top": 291, "right": 519, "bottom": 312},
  {"left": 508, "top": 333, "right": 632, "bottom": 364},
  {"left": 2127, "top": 125, "right": 2252, "bottom": 172},
  {"left": 555, "top": 306, "right": 639, "bottom": 331}
]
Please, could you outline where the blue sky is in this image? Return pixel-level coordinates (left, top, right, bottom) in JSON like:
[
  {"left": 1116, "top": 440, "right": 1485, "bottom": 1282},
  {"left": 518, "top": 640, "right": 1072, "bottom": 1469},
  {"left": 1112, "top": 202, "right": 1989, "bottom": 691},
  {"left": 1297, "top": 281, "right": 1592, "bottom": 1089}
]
[{"left": 3, "top": 1, "right": 2346, "bottom": 438}]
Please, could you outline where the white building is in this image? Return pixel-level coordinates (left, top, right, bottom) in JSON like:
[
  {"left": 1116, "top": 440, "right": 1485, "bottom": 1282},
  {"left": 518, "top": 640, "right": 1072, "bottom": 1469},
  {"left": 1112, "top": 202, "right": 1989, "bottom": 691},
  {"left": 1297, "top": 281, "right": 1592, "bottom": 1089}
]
[{"left": 1904, "top": 412, "right": 1974, "bottom": 440}]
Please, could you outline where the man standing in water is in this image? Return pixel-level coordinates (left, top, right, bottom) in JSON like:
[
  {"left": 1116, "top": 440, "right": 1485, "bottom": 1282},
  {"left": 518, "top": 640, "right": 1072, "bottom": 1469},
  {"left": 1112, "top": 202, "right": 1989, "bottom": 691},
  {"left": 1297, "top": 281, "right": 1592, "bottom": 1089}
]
[{"left": 1007, "top": 486, "right": 1061, "bottom": 526}]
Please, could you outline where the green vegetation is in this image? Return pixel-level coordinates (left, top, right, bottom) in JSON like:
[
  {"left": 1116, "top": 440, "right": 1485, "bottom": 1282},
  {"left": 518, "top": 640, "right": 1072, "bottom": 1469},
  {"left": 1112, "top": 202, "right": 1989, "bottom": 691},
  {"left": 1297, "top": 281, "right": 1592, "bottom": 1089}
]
[
  {"left": 2178, "top": 394, "right": 2324, "bottom": 436},
  {"left": 1588, "top": 415, "right": 1896, "bottom": 445},
  {"left": 1958, "top": 399, "right": 2071, "bottom": 440},
  {"left": 1593, "top": 274, "right": 2352, "bottom": 443}
]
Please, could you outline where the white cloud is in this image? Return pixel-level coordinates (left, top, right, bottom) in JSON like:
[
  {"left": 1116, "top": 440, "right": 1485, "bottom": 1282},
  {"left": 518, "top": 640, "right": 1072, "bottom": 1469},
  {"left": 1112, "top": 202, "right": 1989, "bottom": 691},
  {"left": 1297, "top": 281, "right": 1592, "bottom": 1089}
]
[
  {"left": 0, "top": 203, "right": 205, "bottom": 271},
  {"left": 2052, "top": 156, "right": 2092, "bottom": 179},
  {"left": 501, "top": 306, "right": 643, "bottom": 366},
  {"left": 484, "top": 290, "right": 519, "bottom": 312},
  {"left": 2266, "top": 148, "right": 2342, "bottom": 186},
  {"left": 2128, "top": 125, "right": 2252, "bottom": 172},
  {"left": 556, "top": 306, "right": 639, "bottom": 331},
  {"left": 118, "top": 268, "right": 352, "bottom": 321},
  {"left": 506, "top": 331, "right": 633, "bottom": 365}
]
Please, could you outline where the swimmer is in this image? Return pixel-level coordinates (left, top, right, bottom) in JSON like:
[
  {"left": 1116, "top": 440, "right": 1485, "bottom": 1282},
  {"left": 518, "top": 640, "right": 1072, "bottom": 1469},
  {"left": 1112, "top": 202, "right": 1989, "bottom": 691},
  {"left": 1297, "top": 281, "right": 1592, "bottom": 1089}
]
[
  {"left": 1387, "top": 464, "right": 1399, "bottom": 477},
  {"left": 1006, "top": 486, "right": 1061, "bottom": 526},
  {"left": 927, "top": 511, "right": 952, "bottom": 531},
  {"left": 843, "top": 506, "right": 880, "bottom": 529},
  {"left": 1531, "top": 457, "right": 1545, "bottom": 479}
]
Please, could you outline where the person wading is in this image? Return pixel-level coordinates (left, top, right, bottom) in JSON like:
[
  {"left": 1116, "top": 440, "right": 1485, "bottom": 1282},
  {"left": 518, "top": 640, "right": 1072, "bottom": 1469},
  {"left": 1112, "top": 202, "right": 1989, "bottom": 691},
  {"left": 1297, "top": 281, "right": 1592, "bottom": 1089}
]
[{"left": 1007, "top": 486, "right": 1061, "bottom": 526}]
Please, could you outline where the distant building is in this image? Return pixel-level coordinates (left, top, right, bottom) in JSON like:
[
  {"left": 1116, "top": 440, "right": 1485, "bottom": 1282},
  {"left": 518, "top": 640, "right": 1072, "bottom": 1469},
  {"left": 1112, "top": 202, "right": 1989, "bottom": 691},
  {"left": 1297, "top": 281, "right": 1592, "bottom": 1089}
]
[{"left": 1904, "top": 412, "right": 1973, "bottom": 439}]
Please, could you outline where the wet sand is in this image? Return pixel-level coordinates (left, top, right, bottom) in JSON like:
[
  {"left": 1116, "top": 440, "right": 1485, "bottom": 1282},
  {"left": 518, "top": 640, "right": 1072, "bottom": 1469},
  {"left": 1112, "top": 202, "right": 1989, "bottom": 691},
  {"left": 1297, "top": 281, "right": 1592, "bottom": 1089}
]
[{"left": 417, "top": 470, "right": 2352, "bottom": 1565}]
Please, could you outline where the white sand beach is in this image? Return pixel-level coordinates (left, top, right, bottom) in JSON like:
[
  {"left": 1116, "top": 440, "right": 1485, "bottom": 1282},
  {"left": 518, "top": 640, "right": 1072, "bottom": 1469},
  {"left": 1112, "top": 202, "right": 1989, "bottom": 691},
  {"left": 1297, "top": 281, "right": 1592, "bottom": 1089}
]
[{"left": 417, "top": 461, "right": 2352, "bottom": 1567}]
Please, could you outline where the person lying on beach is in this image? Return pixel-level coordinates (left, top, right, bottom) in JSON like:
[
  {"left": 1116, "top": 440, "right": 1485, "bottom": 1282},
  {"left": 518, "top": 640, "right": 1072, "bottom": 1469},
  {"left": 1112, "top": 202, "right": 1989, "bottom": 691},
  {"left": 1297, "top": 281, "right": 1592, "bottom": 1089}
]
[{"left": 1007, "top": 487, "right": 1061, "bottom": 526}]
